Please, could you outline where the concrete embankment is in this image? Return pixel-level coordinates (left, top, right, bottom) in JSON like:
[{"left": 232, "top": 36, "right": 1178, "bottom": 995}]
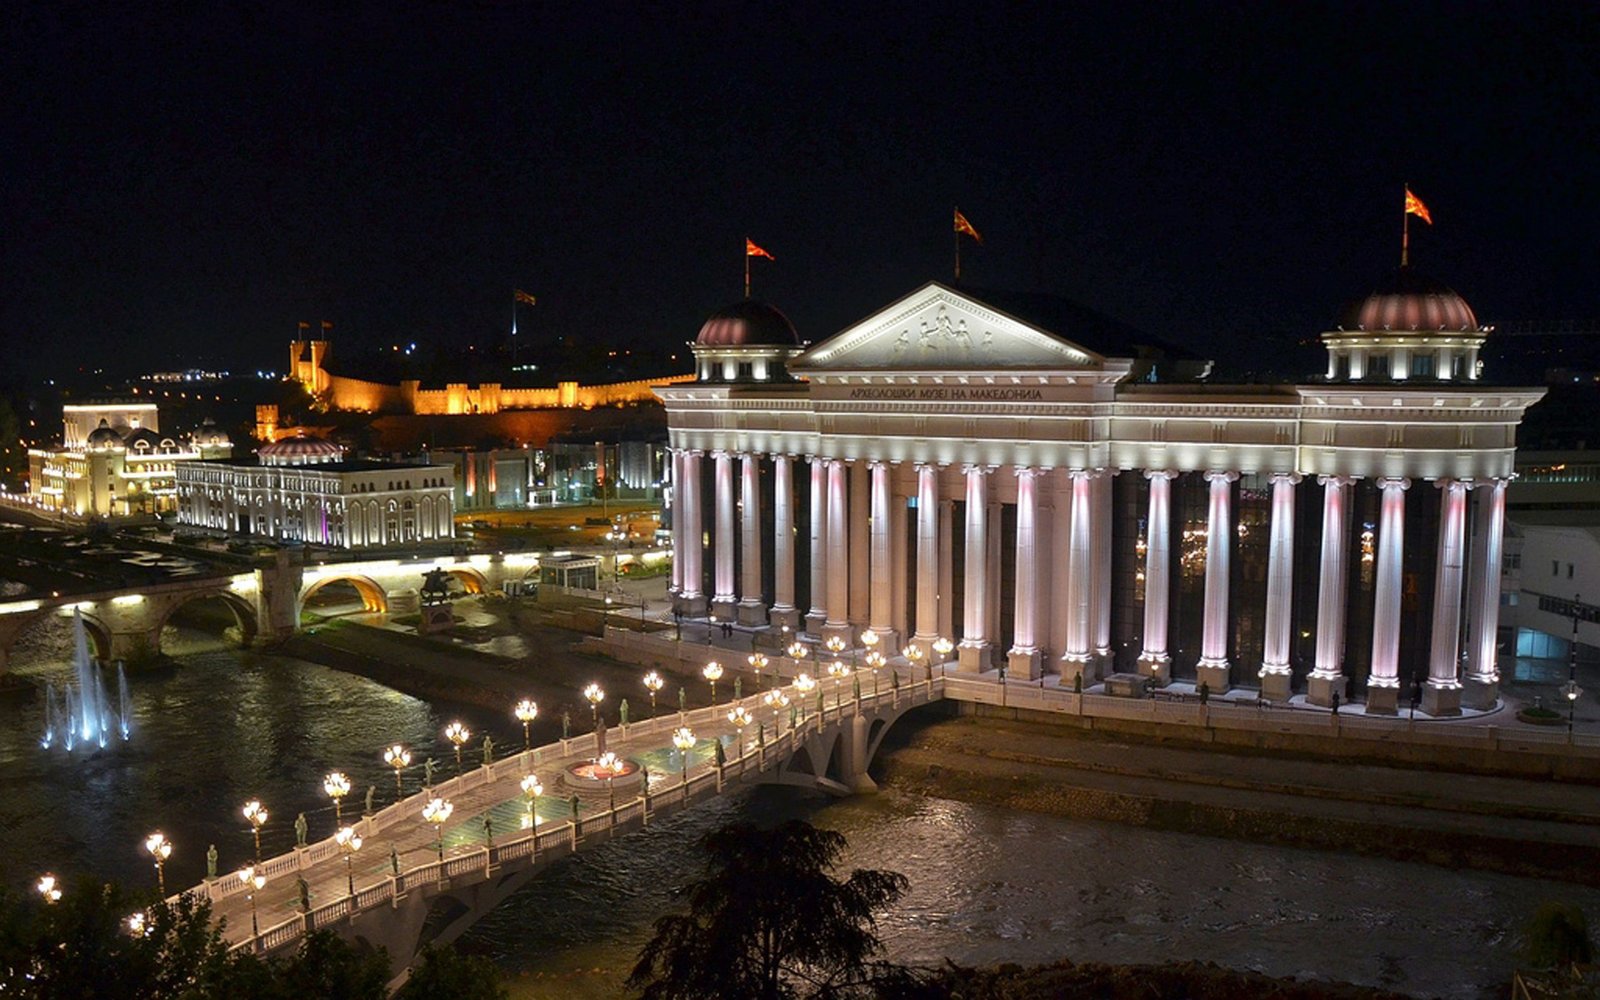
[{"left": 876, "top": 712, "right": 1600, "bottom": 887}]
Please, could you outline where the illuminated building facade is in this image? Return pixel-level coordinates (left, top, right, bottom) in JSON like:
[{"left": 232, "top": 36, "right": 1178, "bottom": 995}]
[
  {"left": 175, "top": 437, "right": 454, "bottom": 549},
  {"left": 27, "top": 403, "right": 232, "bottom": 517},
  {"left": 432, "top": 441, "right": 666, "bottom": 510},
  {"left": 659, "top": 276, "right": 1544, "bottom": 716}
]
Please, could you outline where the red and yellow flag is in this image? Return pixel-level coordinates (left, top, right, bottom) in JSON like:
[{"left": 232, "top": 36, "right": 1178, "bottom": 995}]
[
  {"left": 954, "top": 208, "right": 982, "bottom": 243},
  {"left": 1404, "top": 187, "right": 1432, "bottom": 225},
  {"left": 514, "top": 289, "right": 537, "bottom": 306},
  {"left": 745, "top": 238, "right": 774, "bottom": 260}
]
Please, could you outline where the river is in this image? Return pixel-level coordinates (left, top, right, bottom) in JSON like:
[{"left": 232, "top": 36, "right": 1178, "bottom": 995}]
[{"left": 0, "top": 622, "right": 1589, "bottom": 999}]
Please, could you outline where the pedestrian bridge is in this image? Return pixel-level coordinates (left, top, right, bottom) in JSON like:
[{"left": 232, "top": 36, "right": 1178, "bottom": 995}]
[{"left": 177, "top": 676, "right": 941, "bottom": 979}]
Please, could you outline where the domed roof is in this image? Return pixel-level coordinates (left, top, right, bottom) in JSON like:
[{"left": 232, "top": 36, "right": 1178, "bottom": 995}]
[
  {"left": 1335, "top": 268, "right": 1479, "bottom": 334},
  {"left": 193, "top": 417, "right": 230, "bottom": 447},
  {"left": 86, "top": 419, "right": 122, "bottom": 449},
  {"left": 123, "top": 427, "right": 165, "bottom": 452},
  {"left": 695, "top": 300, "right": 799, "bottom": 347},
  {"left": 259, "top": 436, "right": 344, "bottom": 465}
]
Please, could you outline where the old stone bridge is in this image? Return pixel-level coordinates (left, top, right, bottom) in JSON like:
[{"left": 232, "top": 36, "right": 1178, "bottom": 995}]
[{"left": 0, "top": 551, "right": 541, "bottom": 672}]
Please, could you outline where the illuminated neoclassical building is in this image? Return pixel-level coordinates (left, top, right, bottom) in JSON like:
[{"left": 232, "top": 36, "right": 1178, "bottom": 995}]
[
  {"left": 27, "top": 403, "right": 232, "bottom": 517},
  {"left": 658, "top": 272, "right": 1544, "bottom": 716}
]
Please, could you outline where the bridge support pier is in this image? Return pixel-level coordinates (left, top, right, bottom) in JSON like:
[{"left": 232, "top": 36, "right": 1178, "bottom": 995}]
[{"left": 842, "top": 713, "right": 877, "bottom": 794}]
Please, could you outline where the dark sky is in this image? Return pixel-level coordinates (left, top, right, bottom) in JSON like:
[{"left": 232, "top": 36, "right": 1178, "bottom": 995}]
[{"left": 4, "top": 3, "right": 1598, "bottom": 380}]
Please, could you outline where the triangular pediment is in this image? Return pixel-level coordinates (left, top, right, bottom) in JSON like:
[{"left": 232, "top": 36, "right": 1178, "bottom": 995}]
[{"left": 791, "top": 282, "right": 1107, "bottom": 373}]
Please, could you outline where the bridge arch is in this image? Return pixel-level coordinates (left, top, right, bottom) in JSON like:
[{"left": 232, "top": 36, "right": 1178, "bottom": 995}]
[
  {"left": 0, "top": 608, "right": 113, "bottom": 676},
  {"left": 300, "top": 574, "right": 389, "bottom": 618},
  {"left": 445, "top": 568, "right": 487, "bottom": 595},
  {"left": 155, "top": 590, "right": 259, "bottom": 649}
]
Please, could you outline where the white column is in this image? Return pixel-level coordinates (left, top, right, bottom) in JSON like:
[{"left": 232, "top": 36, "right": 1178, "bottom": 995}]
[
  {"left": 668, "top": 448, "right": 681, "bottom": 596},
  {"left": 711, "top": 450, "right": 737, "bottom": 619},
  {"left": 1197, "top": 471, "right": 1238, "bottom": 693},
  {"left": 805, "top": 456, "right": 828, "bottom": 634},
  {"left": 1367, "top": 477, "right": 1410, "bottom": 714},
  {"left": 1091, "top": 470, "right": 1114, "bottom": 665},
  {"left": 849, "top": 463, "right": 870, "bottom": 626},
  {"left": 868, "top": 461, "right": 894, "bottom": 642},
  {"left": 823, "top": 459, "right": 851, "bottom": 641},
  {"left": 737, "top": 453, "right": 766, "bottom": 625},
  {"left": 1137, "top": 470, "right": 1176, "bottom": 685},
  {"left": 679, "top": 451, "right": 705, "bottom": 608},
  {"left": 913, "top": 463, "right": 939, "bottom": 648},
  {"left": 1060, "top": 470, "right": 1095, "bottom": 682},
  {"left": 1464, "top": 478, "right": 1507, "bottom": 708},
  {"left": 1008, "top": 467, "right": 1043, "bottom": 679},
  {"left": 937, "top": 498, "right": 954, "bottom": 641},
  {"left": 957, "top": 465, "right": 991, "bottom": 672},
  {"left": 770, "top": 455, "right": 799, "bottom": 629},
  {"left": 1259, "top": 473, "right": 1300, "bottom": 700},
  {"left": 1050, "top": 472, "right": 1071, "bottom": 664},
  {"left": 1423, "top": 479, "right": 1469, "bottom": 716},
  {"left": 1307, "top": 475, "right": 1354, "bottom": 706}
]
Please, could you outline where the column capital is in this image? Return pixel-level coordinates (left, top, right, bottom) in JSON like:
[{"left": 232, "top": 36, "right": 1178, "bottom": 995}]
[
  {"left": 1203, "top": 470, "right": 1240, "bottom": 484},
  {"left": 738, "top": 450, "right": 761, "bottom": 462},
  {"left": 1433, "top": 477, "right": 1472, "bottom": 492},
  {"left": 1473, "top": 476, "right": 1511, "bottom": 490},
  {"left": 1316, "top": 474, "right": 1357, "bottom": 488},
  {"left": 1268, "top": 471, "right": 1303, "bottom": 485},
  {"left": 961, "top": 464, "right": 995, "bottom": 476},
  {"left": 710, "top": 448, "right": 733, "bottom": 460},
  {"left": 1067, "top": 467, "right": 1103, "bottom": 481},
  {"left": 1376, "top": 476, "right": 1411, "bottom": 491},
  {"left": 1013, "top": 466, "right": 1045, "bottom": 480},
  {"left": 683, "top": 448, "right": 705, "bottom": 458},
  {"left": 1143, "top": 469, "right": 1178, "bottom": 481}
]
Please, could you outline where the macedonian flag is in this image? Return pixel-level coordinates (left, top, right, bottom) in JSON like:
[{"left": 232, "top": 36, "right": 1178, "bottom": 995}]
[
  {"left": 954, "top": 208, "right": 982, "bottom": 244},
  {"left": 746, "top": 238, "right": 774, "bottom": 260},
  {"left": 514, "top": 289, "right": 537, "bottom": 306},
  {"left": 1405, "top": 187, "right": 1433, "bottom": 225}
]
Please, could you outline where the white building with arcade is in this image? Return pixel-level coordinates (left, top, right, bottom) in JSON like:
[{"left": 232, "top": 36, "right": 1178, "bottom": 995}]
[{"left": 658, "top": 274, "right": 1544, "bottom": 716}]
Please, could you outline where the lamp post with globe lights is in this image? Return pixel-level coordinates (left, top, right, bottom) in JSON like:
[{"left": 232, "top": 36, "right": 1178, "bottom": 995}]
[
  {"left": 36, "top": 875, "right": 61, "bottom": 904},
  {"left": 727, "top": 706, "right": 753, "bottom": 756},
  {"left": 444, "top": 721, "right": 471, "bottom": 775},
  {"left": 864, "top": 650, "right": 886, "bottom": 697},
  {"left": 334, "top": 826, "right": 363, "bottom": 898},
  {"left": 145, "top": 833, "right": 173, "bottom": 896},
  {"left": 763, "top": 689, "right": 790, "bottom": 736},
  {"left": 827, "top": 660, "right": 850, "bottom": 714},
  {"left": 520, "top": 774, "right": 543, "bottom": 833},
  {"left": 672, "top": 727, "right": 696, "bottom": 800},
  {"left": 126, "top": 912, "right": 148, "bottom": 938},
  {"left": 423, "top": 798, "right": 453, "bottom": 864},
  {"left": 384, "top": 745, "right": 412, "bottom": 798},
  {"left": 242, "top": 800, "right": 269, "bottom": 864},
  {"left": 793, "top": 673, "right": 816, "bottom": 721},
  {"left": 596, "top": 751, "right": 626, "bottom": 812},
  {"left": 323, "top": 771, "right": 351, "bottom": 826},
  {"left": 903, "top": 644, "right": 926, "bottom": 691},
  {"left": 703, "top": 661, "right": 723, "bottom": 704},
  {"left": 643, "top": 671, "right": 664, "bottom": 717},
  {"left": 514, "top": 699, "right": 539, "bottom": 750},
  {"left": 933, "top": 636, "right": 954, "bottom": 677},
  {"left": 583, "top": 683, "right": 605, "bottom": 726},
  {"left": 787, "top": 640, "right": 809, "bottom": 680},
  {"left": 237, "top": 867, "right": 265, "bottom": 939},
  {"left": 824, "top": 634, "right": 847, "bottom": 663},
  {"left": 747, "top": 652, "right": 769, "bottom": 691},
  {"left": 1564, "top": 679, "right": 1584, "bottom": 739}
]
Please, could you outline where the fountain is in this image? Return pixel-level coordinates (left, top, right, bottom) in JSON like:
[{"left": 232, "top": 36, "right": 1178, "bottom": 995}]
[{"left": 40, "top": 610, "right": 130, "bottom": 751}]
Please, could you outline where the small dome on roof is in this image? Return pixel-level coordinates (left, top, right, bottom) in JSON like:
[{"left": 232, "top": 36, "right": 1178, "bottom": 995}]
[
  {"left": 193, "top": 417, "right": 231, "bottom": 447},
  {"left": 259, "top": 436, "right": 344, "bottom": 466},
  {"left": 695, "top": 300, "right": 799, "bottom": 347},
  {"left": 123, "top": 427, "right": 164, "bottom": 453},
  {"left": 1336, "top": 267, "right": 1479, "bottom": 333},
  {"left": 86, "top": 419, "right": 122, "bottom": 450}
]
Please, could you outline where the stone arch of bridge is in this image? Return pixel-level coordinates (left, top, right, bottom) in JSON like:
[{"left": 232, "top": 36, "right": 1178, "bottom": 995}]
[
  {"left": 299, "top": 574, "right": 389, "bottom": 617},
  {"left": 154, "top": 589, "right": 259, "bottom": 649},
  {"left": 445, "top": 567, "right": 487, "bottom": 595},
  {"left": 0, "top": 608, "right": 113, "bottom": 676}
]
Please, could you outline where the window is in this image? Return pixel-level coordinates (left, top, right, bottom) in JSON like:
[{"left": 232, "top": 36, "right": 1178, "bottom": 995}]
[
  {"left": 1412, "top": 353, "right": 1435, "bottom": 378},
  {"left": 1555, "top": 560, "right": 1562, "bottom": 576}
]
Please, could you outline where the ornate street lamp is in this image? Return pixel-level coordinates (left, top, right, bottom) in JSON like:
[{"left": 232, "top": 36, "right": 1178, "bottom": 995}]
[
  {"left": 727, "top": 706, "right": 753, "bottom": 755},
  {"left": 520, "top": 774, "right": 543, "bottom": 831},
  {"left": 763, "top": 689, "right": 790, "bottom": 735},
  {"left": 903, "top": 644, "right": 926, "bottom": 688},
  {"left": 792, "top": 673, "right": 816, "bottom": 721},
  {"left": 643, "top": 671, "right": 665, "bottom": 717},
  {"left": 703, "top": 661, "right": 724, "bottom": 704},
  {"left": 933, "top": 636, "right": 954, "bottom": 675},
  {"left": 126, "top": 912, "right": 148, "bottom": 937},
  {"left": 671, "top": 727, "right": 696, "bottom": 800},
  {"left": 597, "top": 751, "right": 626, "bottom": 811},
  {"left": 864, "top": 651, "right": 886, "bottom": 697},
  {"left": 145, "top": 832, "right": 172, "bottom": 896},
  {"left": 827, "top": 659, "right": 850, "bottom": 711},
  {"left": 583, "top": 683, "right": 605, "bottom": 726},
  {"left": 242, "top": 799, "right": 269, "bottom": 864},
  {"left": 787, "top": 641, "right": 809, "bottom": 681},
  {"left": 323, "top": 771, "right": 351, "bottom": 826},
  {"left": 384, "top": 744, "right": 412, "bottom": 798},
  {"left": 334, "top": 826, "right": 363, "bottom": 898},
  {"left": 36, "top": 874, "right": 61, "bottom": 904},
  {"left": 747, "top": 652, "right": 769, "bottom": 691},
  {"left": 514, "top": 699, "right": 539, "bottom": 750},
  {"left": 237, "top": 867, "right": 265, "bottom": 939},
  {"left": 444, "top": 721, "right": 471, "bottom": 774},
  {"left": 824, "top": 635, "right": 847, "bottom": 660},
  {"left": 422, "top": 798, "right": 453, "bottom": 864}
]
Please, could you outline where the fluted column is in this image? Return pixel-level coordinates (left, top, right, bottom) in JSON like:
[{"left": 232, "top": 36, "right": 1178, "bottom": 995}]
[
  {"left": 1137, "top": 470, "right": 1176, "bottom": 685},
  {"left": 1060, "top": 469, "right": 1095, "bottom": 682},
  {"left": 868, "top": 461, "right": 895, "bottom": 644},
  {"left": 667, "top": 448, "right": 681, "bottom": 597},
  {"left": 805, "top": 456, "right": 829, "bottom": 635},
  {"left": 737, "top": 453, "right": 766, "bottom": 626},
  {"left": 849, "top": 463, "right": 869, "bottom": 626},
  {"left": 1091, "top": 470, "right": 1114, "bottom": 666},
  {"left": 912, "top": 463, "right": 940, "bottom": 650},
  {"left": 1423, "top": 479, "right": 1469, "bottom": 716},
  {"left": 1197, "top": 471, "right": 1238, "bottom": 693},
  {"left": 1008, "top": 467, "right": 1043, "bottom": 679},
  {"left": 957, "top": 465, "right": 991, "bottom": 672},
  {"left": 711, "top": 450, "right": 737, "bottom": 620},
  {"left": 677, "top": 450, "right": 706, "bottom": 614},
  {"left": 1367, "top": 477, "right": 1410, "bottom": 714},
  {"left": 1259, "top": 473, "right": 1300, "bottom": 700},
  {"left": 1464, "top": 478, "right": 1508, "bottom": 709},
  {"left": 770, "top": 455, "right": 799, "bottom": 630},
  {"left": 1307, "top": 475, "right": 1355, "bottom": 707},
  {"left": 823, "top": 459, "right": 852, "bottom": 643}
]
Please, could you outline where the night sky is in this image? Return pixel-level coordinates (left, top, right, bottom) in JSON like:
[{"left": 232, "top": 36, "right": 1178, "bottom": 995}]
[{"left": 4, "top": 3, "right": 1598, "bottom": 381}]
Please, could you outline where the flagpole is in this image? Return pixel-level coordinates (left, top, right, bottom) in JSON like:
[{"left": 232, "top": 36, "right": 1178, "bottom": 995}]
[
  {"left": 511, "top": 289, "right": 518, "bottom": 366},
  {"left": 954, "top": 208, "right": 962, "bottom": 282},
  {"left": 744, "top": 241, "right": 752, "bottom": 298},
  {"left": 1401, "top": 184, "right": 1409, "bottom": 268}
]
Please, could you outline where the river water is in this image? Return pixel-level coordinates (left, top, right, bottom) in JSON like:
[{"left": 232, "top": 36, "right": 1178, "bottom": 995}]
[{"left": 0, "top": 622, "right": 1590, "bottom": 999}]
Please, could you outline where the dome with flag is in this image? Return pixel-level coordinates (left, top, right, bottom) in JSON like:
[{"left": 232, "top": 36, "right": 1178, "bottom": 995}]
[
  {"left": 695, "top": 300, "right": 800, "bottom": 347},
  {"left": 1335, "top": 268, "right": 1479, "bottom": 334}
]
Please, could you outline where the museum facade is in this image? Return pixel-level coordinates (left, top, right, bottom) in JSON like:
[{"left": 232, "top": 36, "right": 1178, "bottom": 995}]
[{"left": 657, "top": 277, "right": 1544, "bottom": 715}]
